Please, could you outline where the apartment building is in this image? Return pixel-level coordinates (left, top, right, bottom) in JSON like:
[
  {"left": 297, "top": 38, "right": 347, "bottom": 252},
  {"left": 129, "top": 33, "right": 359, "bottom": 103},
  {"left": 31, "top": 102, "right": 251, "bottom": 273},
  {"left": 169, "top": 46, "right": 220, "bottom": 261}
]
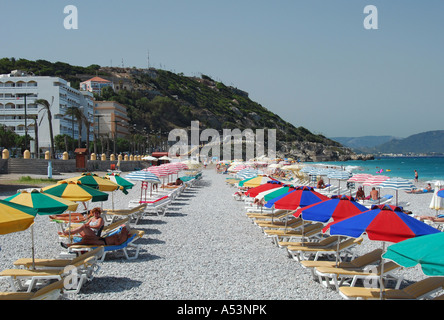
[
  {"left": 0, "top": 71, "right": 94, "bottom": 155},
  {"left": 93, "top": 101, "right": 130, "bottom": 139}
]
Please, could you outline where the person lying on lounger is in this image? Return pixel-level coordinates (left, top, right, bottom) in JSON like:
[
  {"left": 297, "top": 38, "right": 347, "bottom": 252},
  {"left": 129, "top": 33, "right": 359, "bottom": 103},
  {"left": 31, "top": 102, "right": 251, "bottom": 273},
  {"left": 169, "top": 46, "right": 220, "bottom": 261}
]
[
  {"left": 406, "top": 183, "right": 433, "bottom": 194},
  {"left": 61, "top": 225, "right": 131, "bottom": 248}
]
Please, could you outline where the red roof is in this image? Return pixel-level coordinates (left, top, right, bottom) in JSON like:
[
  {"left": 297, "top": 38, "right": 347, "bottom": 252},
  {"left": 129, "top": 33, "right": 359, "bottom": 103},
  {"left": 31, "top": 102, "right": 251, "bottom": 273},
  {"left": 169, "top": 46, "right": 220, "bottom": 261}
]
[{"left": 87, "top": 77, "right": 111, "bottom": 83}]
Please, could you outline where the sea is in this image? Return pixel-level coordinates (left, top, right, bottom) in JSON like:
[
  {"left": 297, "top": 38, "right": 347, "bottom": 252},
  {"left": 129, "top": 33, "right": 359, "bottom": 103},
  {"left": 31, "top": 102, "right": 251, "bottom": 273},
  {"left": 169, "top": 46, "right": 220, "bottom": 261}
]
[{"left": 314, "top": 156, "right": 444, "bottom": 182}]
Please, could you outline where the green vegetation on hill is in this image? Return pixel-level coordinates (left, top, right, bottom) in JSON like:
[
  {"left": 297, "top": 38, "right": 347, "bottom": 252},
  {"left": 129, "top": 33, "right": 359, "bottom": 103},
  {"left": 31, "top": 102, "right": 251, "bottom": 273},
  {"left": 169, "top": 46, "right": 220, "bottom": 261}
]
[{"left": 0, "top": 57, "right": 348, "bottom": 159}]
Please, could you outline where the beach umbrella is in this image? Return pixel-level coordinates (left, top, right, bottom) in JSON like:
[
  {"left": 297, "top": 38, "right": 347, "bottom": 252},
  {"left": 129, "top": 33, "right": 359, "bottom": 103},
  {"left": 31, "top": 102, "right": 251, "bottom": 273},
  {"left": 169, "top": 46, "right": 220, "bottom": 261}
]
[
  {"left": 240, "top": 176, "right": 277, "bottom": 188},
  {"left": 105, "top": 173, "right": 135, "bottom": 194},
  {"left": 348, "top": 174, "right": 374, "bottom": 183},
  {"left": 294, "top": 195, "right": 369, "bottom": 265},
  {"left": 125, "top": 170, "right": 161, "bottom": 201},
  {"left": 430, "top": 182, "right": 444, "bottom": 214},
  {"left": 42, "top": 181, "right": 109, "bottom": 202},
  {"left": 142, "top": 155, "right": 158, "bottom": 161},
  {"left": 64, "top": 172, "right": 122, "bottom": 192},
  {"left": 245, "top": 181, "right": 284, "bottom": 198},
  {"left": 0, "top": 199, "right": 37, "bottom": 235},
  {"left": 323, "top": 204, "right": 441, "bottom": 298},
  {"left": 377, "top": 177, "right": 416, "bottom": 206},
  {"left": 264, "top": 186, "right": 330, "bottom": 210},
  {"left": 4, "top": 189, "right": 79, "bottom": 269},
  {"left": 327, "top": 171, "right": 352, "bottom": 193},
  {"left": 4, "top": 189, "right": 79, "bottom": 214},
  {"left": 383, "top": 231, "right": 444, "bottom": 276},
  {"left": 294, "top": 195, "right": 368, "bottom": 223}
]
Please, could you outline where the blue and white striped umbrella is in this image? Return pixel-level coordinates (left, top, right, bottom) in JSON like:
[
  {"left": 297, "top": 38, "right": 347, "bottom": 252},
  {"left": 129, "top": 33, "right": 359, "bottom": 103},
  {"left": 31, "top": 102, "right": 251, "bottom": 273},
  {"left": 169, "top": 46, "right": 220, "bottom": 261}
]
[
  {"left": 236, "top": 168, "right": 258, "bottom": 180},
  {"left": 377, "top": 177, "right": 416, "bottom": 206},
  {"left": 125, "top": 171, "right": 161, "bottom": 183}
]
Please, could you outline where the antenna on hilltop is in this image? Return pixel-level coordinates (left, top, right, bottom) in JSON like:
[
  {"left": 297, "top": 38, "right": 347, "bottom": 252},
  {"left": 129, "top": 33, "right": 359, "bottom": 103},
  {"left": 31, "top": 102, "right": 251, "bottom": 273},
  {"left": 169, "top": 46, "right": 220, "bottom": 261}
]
[
  {"left": 147, "top": 50, "right": 150, "bottom": 69},
  {"left": 121, "top": 58, "right": 124, "bottom": 68}
]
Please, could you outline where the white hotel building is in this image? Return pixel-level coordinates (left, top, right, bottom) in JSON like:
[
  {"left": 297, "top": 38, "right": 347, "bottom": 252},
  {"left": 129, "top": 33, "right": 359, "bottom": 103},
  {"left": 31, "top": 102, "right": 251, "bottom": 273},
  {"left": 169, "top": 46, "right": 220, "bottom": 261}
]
[{"left": 0, "top": 71, "right": 94, "bottom": 156}]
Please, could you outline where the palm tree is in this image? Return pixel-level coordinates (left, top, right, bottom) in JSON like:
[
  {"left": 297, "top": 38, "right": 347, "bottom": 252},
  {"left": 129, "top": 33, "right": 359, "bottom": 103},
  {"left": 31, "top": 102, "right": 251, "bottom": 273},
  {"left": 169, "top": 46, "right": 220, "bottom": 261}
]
[
  {"left": 36, "top": 98, "right": 55, "bottom": 159},
  {"left": 65, "top": 106, "right": 83, "bottom": 149},
  {"left": 82, "top": 116, "right": 92, "bottom": 154}
]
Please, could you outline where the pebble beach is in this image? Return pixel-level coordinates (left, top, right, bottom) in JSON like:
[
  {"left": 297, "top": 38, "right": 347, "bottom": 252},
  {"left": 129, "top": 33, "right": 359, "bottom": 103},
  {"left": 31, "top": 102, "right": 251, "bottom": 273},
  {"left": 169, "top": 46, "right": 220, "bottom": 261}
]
[{"left": 0, "top": 167, "right": 441, "bottom": 300}]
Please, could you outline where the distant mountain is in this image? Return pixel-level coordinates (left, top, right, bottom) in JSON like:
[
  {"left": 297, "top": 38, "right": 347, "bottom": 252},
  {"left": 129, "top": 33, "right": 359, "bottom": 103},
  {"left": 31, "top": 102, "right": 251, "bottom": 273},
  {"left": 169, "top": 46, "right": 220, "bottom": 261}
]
[
  {"left": 330, "top": 136, "right": 397, "bottom": 152},
  {"left": 375, "top": 130, "right": 444, "bottom": 154}
]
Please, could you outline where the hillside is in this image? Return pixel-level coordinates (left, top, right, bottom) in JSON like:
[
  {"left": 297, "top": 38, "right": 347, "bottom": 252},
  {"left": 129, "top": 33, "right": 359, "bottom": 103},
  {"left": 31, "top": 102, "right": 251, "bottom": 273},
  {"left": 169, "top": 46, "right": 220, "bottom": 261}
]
[
  {"left": 0, "top": 57, "right": 360, "bottom": 161},
  {"left": 375, "top": 130, "right": 444, "bottom": 154},
  {"left": 331, "top": 135, "right": 397, "bottom": 153}
]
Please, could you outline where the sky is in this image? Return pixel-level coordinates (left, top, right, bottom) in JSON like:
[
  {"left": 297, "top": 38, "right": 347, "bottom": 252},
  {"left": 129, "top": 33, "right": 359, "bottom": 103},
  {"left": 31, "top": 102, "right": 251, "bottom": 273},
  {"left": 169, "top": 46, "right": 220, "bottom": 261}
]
[{"left": 1, "top": 0, "right": 443, "bottom": 138}]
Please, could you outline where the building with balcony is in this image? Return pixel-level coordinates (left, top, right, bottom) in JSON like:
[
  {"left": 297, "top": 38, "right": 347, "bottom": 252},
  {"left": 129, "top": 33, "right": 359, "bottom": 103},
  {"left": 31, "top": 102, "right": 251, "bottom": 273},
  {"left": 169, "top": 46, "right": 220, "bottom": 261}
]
[
  {"left": 80, "top": 76, "right": 113, "bottom": 94},
  {"left": 93, "top": 101, "right": 130, "bottom": 139},
  {"left": 0, "top": 71, "right": 94, "bottom": 155}
]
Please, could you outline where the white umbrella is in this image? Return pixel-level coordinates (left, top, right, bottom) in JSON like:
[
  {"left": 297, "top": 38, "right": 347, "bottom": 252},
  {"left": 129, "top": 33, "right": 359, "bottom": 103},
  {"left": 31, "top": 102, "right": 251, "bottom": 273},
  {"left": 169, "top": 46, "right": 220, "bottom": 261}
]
[
  {"left": 142, "top": 155, "right": 158, "bottom": 161},
  {"left": 429, "top": 181, "right": 444, "bottom": 214}
]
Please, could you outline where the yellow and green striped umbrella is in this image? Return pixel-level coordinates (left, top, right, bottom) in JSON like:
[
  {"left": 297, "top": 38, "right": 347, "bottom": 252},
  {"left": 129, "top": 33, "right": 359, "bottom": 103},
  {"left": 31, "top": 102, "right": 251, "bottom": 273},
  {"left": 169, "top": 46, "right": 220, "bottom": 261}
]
[
  {"left": 64, "top": 172, "right": 122, "bottom": 192},
  {"left": 0, "top": 199, "right": 37, "bottom": 235},
  {"left": 42, "top": 180, "right": 109, "bottom": 202},
  {"left": 5, "top": 189, "right": 79, "bottom": 215}
]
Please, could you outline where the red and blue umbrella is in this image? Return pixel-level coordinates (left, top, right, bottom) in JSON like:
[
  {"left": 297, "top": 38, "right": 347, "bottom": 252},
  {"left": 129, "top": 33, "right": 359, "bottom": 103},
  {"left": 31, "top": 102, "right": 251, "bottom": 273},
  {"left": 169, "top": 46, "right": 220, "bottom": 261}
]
[
  {"left": 323, "top": 204, "right": 440, "bottom": 243},
  {"left": 264, "top": 186, "right": 330, "bottom": 210},
  {"left": 294, "top": 195, "right": 368, "bottom": 223},
  {"left": 322, "top": 204, "right": 440, "bottom": 298}
]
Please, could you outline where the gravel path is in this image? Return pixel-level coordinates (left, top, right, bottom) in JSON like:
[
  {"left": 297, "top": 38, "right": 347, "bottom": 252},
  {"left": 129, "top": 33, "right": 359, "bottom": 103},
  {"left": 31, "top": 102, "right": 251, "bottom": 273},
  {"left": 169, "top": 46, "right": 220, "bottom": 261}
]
[{"left": 0, "top": 168, "right": 439, "bottom": 300}]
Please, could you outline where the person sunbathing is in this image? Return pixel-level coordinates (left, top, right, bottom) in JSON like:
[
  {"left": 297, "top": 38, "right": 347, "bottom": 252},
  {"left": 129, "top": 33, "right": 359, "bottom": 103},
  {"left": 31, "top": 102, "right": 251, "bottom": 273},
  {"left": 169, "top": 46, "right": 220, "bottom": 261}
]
[
  {"left": 370, "top": 187, "right": 379, "bottom": 200},
  {"left": 59, "top": 207, "right": 104, "bottom": 238},
  {"left": 406, "top": 183, "right": 433, "bottom": 194},
  {"left": 61, "top": 225, "right": 131, "bottom": 248}
]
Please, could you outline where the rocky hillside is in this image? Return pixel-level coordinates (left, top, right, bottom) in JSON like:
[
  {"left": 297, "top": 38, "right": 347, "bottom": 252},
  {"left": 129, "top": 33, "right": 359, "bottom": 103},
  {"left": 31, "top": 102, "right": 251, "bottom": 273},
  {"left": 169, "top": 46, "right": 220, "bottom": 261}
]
[{"left": 0, "top": 58, "right": 361, "bottom": 161}]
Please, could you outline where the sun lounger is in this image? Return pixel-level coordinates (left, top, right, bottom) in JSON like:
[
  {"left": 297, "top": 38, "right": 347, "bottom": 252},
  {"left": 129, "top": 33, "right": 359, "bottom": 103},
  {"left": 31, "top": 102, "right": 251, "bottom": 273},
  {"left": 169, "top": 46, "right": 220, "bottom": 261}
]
[
  {"left": 277, "top": 235, "right": 338, "bottom": 249},
  {"left": 264, "top": 223, "right": 324, "bottom": 246},
  {"left": 13, "top": 247, "right": 105, "bottom": 270},
  {"left": 300, "top": 248, "right": 383, "bottom": 280},
  {"left": 68, "top": 229, "right": 145, "bottom": 261},
  {"left": 339, "top": 277, "right": 444, "bottom": 300},
  {"left": 358, "top": 194, "right": 393, "bottom": 208},
  {"left": 255, "top": 217, "right": 303, "bottom": 230},
  {"left": 287, "top": 237, "right": 363, "bottom": 262},
  {"left": 103, "top": 204, "right": 147, "bottom": 223},
  {"left": 0, "top": 279, "right": 65, "bottom": 300},
  {"left": 0, "top": 255, "right": 98, "bottom": 293},
  {"left": 315, "top": 260, "right": 403, "bottom": 291},
  {"left": 129, "top": 196, "right": 172, "bottom": 217}
]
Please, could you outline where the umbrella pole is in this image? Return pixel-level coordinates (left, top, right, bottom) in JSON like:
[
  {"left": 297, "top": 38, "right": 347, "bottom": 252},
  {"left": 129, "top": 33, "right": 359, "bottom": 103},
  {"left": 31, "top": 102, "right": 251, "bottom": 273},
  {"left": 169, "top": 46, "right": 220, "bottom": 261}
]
[
  {"left": 380, "top": 242, "right": 386, "bottom": 300},
  {"left": 31, "top": 225, "right": 36, "bottom": 270},
  {"left": 335, "top": 236, "right": 341, "bottom": 267}
]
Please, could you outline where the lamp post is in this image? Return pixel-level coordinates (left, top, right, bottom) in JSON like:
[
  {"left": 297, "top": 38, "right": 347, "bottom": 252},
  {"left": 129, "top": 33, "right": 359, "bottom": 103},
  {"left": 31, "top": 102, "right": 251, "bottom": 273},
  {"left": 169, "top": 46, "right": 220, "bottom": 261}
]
[
  {"left": 18, "top": 93, "right": 33, "bottom": 152},
  {"left": 93, "top": 114, "right": 104, "bottom": 156}
]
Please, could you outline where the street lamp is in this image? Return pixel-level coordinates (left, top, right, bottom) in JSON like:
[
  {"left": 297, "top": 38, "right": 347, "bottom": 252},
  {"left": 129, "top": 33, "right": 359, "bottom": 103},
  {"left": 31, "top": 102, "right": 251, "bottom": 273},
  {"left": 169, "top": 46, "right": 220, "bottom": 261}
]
[
  {"left": 18, "top": 93, "right": 33, "bottom": 152},
  {"left": 93, "top": 114, "right": 104, "bottom": 156}
]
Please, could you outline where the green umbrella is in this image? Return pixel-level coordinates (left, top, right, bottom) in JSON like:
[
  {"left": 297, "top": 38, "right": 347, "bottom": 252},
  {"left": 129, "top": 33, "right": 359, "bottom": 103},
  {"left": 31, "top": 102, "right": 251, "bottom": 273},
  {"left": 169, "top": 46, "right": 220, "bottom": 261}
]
[
  {"left": 383, "top": 231, "right": 444, "bottom": 276},
  {"left": 42, "top": 180, "right": 109, "bottom": 202},
  {"left": 5, "top": 189, "right": 79, "bottom": 215}
]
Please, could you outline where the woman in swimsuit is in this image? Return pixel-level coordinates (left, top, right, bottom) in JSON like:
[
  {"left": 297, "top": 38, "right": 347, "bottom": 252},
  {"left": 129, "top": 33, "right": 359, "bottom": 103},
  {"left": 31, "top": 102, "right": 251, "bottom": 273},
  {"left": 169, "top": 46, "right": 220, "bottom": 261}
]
[{"left": 61, "top": 207, "right": 104, "bottom": 238}]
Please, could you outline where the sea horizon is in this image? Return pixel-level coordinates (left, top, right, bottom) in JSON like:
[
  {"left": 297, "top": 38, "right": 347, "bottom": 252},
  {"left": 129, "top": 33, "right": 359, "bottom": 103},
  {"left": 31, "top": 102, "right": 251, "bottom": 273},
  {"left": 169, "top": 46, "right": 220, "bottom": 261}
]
[{"left": 313, "top": 155, "right": 444, "bottom": 183}]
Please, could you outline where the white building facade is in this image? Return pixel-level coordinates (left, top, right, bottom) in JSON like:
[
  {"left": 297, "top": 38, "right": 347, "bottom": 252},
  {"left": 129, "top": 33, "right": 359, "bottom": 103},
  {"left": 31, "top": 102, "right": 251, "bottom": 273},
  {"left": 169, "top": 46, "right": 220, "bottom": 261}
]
[{"left": 0, "top": 71, "right": 94, "bottom": 156}]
